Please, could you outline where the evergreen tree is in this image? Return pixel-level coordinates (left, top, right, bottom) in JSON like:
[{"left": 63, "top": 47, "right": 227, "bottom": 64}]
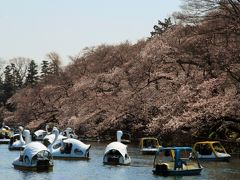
[
  {"left": 10, "top": 63, "right": 22, "bottom": 89},
  {"left": 2, "top": 65, "right": 15, "bottom": 105},
  {"left": 13, "top": 69, "right": 23, "bottom": 89},
  {"left": 0, "top": 75, "right": 2, "bottom": 87},
  {"left": 40, "top": 60, "right": 50, "bottom": 79},
  {"left": 151, "top": 17, "right": 173, "bottom": 37},
  {"left": 25, "top": 60, "right": 39, "bottom": 86},
  {"left": 0, "top": 75, "right": 5, "bottom": 106},
  {"left": 47, "top": 52, "right": 61, "bottom": 76},
  {"left": 4, "top": 65, "right": 13, "bottom": 85}
]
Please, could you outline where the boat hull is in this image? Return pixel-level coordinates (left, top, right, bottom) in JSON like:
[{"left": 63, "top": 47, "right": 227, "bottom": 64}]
[
  {"left": 153, "top": 168, "right": 202, "bottom": 176},
  {"left": 0, "top": 139, "right": 10, "bottom": 144},
  {"left": 13, "top": 164, "right": 53, "bottom": 171},
  {"left": 52, "top": 156, "right": 90, "bottom": 160},
  {"left": 103, "top": 161, "right": 131, "bottom": 166},
  {"left": 198, "top": 156, "right": 231, "bottom": 162},
  {"left": 103, "top": 155, "right": 131, "bottom": 166},
  {"left": 13, "top": 162, "right": 53, "bottom": 172},
  {"left": 8, "top": 146, "right": 24, "bottom": 151},
  {"left": 140, "top": 148, "right": 158, "bottom": 155}
]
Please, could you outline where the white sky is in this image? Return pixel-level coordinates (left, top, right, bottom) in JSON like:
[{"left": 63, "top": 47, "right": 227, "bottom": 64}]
[{"left": 0, "top": 0, "right": 181, "bottom": 66}]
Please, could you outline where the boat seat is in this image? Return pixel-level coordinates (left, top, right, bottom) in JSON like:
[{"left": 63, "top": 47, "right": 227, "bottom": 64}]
[{"left": 175, "top": 159, "right": 186, "bottom": 170}]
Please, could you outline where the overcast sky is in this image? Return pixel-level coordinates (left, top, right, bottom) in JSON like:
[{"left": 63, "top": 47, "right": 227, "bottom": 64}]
[{"left": 0, "top": 0, "right": 181, "bottom": 65}]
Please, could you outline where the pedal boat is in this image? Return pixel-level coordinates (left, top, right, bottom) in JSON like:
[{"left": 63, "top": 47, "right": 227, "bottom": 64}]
[
  {"left": 12, "top": 142, "right": 53, "bottom": 171},
  {"left": 61, "top": 127, "right": 78, "bottom": 139},
  {"left": 103, "top": 130, "right": 131, "bottom": 165},
  {"left": 8, "top": 127, "right": 30, "bottom": 151},
  {"left": 47, "top": 127, "right": 91, "bottom": 160},
  {"left": 153, "top": 147, "right": 203, "bottom": 176},
  {"left": 193, "top": 141, "right": 231, "bottom": 161},
  {"left": 0, "top": 125, "right": 13, "bottom": 144},
  {"left": 120, "top": 132, "right": 131, "bottom": 144},
  {"left": 32, "top": 125, "right": 50, "bottom": 141},
  {"left": 139, "top": 137, "right": 161, "bottom": 155}
]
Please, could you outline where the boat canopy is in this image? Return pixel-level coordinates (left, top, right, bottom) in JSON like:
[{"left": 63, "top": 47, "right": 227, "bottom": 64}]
[
  {"left": 157, "top": 147, "right": 192, "bottom": 152},
  {"left": 63, "top": 138, "right": 91, "bottom": 150},
  {"left": 23, "top": 142, "right": 50, "bottom": 161},
  {"left": 105, "top": 142, "right": 128, "bottom": 158},
  {"left": 0, "top": 127, "right": 13, "bottom": 135},
  {"left": 156, "top": 147, "right": 193, "bottom": 159},
  {"left": 141, "top": 137, "right": 158, "bottom": 141},
  {"left": 34, "top": 130, "right": 47, "bottom": 137},
  {"left": 140, "top": 137, "right": 160, "bottom": 147},
  {"left": 0, "top": 128, "right": 10, "bottom": 133},
  {"left": 195, "top": 141, "right": 220, "bottom": 145}
]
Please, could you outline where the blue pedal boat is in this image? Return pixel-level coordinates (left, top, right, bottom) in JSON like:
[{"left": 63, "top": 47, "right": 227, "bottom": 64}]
[{"left": 153, "top": 147, "right": 203, "bottom": 176}]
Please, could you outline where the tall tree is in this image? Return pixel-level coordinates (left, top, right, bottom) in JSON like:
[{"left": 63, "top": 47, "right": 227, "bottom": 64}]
[
  {"left": 177, "top": 0, "right": 240, "bottom": 25},
  {"left": 25, "top": 60, "right": 39, "bottom": 86},
  {"left": 46, "top": 52, "right": 62, "bottom": 76},
  {"left": 151, "top": 17, "right": 173, "bottom": 36},
  {"left": 4, "top": 65, "right": 13, "bottom": 85},
  {"left": 9, "top": 57, "right": 30, "bottom": 86},
  {"left": 172, "top": 0, "right": 240, "bottom": 80},
  {"left": 1, "top": 65, "right": 15, "bottom": 105},
  {"left": 13, "top": 68, "right": 23, "bottom": 89},
  {"left": 0, "top": 75, "right": 5, "bottom": 106},
  {"left": 40, "top": 60, "right": 50, "bottom": 80}
]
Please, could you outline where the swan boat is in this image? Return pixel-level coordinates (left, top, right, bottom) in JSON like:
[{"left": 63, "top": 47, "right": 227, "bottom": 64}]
[
  {"left": 47, "top": 127, "right": 91, "bottom": 159},
  {"left": 193, "top": 141, "right": 231, "bottom": 161},
  {"left": 61, "top": 127, "right": 78, "bottom": 139},
  {"left": 8, "top": 127, "right": 31, "bottom": 151},
  {"left": 32, "top": 125, "right": 50, "bottom": 141},
  {"left": 103, "top": 130, "right": 131, "bottom": 165},
  {"left": 153, "top": 147, "right": 203, "bottom": 176},
  {"left": 12, "top": 142, "right": 53, "bottom": 171}
]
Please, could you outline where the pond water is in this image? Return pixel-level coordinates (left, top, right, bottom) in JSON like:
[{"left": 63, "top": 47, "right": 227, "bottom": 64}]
[{"left": 0, "top": 142, "right": 239, "bottom": 180}]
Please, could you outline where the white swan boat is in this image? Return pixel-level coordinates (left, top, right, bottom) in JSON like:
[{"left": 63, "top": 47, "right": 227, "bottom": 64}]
[
  {"left": 47, "top": 127, "right": 91, "bottom": 159},
  {"left": 103, "top": 131, "right": 131, "bottom": 165},
  {"left": 61, "top": 127, "right": 78, "bottom": 139},
  {"left": 32, "top": 125, "right": 50, "bottom": 141},
  {"left": 12, "top": 142, "right": 53, "bottom": 171},
  {"left": 8, "top": 127, "right": 30, "bottom": 151}
]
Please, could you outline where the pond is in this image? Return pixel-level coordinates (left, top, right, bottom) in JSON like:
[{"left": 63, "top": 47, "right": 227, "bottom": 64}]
[{"left": 0, "top": 142, "right": 239, "bottom": 180}]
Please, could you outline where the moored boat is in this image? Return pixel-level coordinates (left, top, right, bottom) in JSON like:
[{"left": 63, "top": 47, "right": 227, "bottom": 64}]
[
  {"left": 8, "top": 127, "right": 30, "bottom": 151},
  {"left": 12, "top": 142, "right": 53, "bottom": 171},
  {"left": 153, "top": 147, "right": 203, "bottom": 176},
  {"left": 139, "top": 137, "right": 161, "bottom": 155},
  {"left": 0, "top": 123, "right": 13, "bottom": 144},
  {"left": 32, "top": 125, "right": 49, "bottom": 141},
  {"left": 47, "top": 127, "right": 91, "bottom": 160},
  {"left": 120, "top": 132, "right": 131, "bottom": 144},
  {"left": 193, "top": 141, "right": 231, "bottom": 161},
  {"left": 61, "top": 127, "right": 78, "bottom": 139},
  {"left": 103, "top": 130, "right": 131, "bottom": 165}
]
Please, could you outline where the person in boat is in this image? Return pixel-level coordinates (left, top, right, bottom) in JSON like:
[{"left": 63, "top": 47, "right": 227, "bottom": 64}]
[
  {"left": 60, "top": 143, "right": 72, "bottom": 154},
  {"left": 199, "top": 144, "right": 212, "bottom": 155},
  {"left": 144, "top": 139, "right": 156, "bottom": 148},
  {"left": 161, "top": 149, "right": 172, "bottom": 162},
  {"left": 174, "top": 157, "right": 187, "bottom": 170},
  {"left": 213, "top": 143, "right": 225, "bottom": 153}
]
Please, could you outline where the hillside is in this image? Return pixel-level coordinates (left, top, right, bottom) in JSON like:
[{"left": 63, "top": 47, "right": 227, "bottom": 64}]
[{"left": 2, "top": 1, "right": 240, "bottom": 148}]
